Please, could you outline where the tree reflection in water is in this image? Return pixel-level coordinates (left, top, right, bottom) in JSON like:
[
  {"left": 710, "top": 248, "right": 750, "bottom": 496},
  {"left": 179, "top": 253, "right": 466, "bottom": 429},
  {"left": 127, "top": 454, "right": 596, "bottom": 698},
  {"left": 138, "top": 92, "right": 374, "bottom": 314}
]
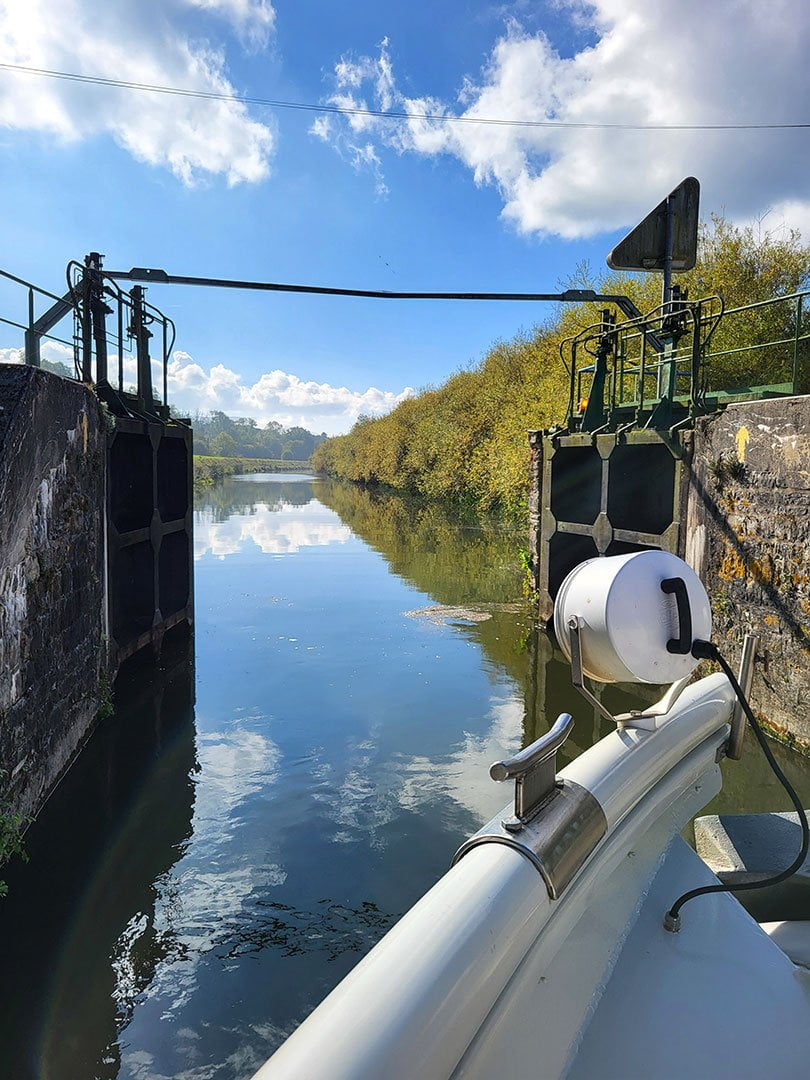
[{"left": 0, "top": 473, "right": 806, "bottom": 1080}]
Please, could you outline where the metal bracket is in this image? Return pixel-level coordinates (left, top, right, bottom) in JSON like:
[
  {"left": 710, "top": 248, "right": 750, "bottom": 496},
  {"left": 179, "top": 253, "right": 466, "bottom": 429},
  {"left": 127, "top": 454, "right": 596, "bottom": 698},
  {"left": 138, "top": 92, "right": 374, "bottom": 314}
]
[
  {"left": 613, "top": 675, "right": 693, "bottom": 731},
  {"left": 727, "top": 633, "right": 759, "bottom": 760},
  {"left": 568, "top": 616, "right": 694, "bottom": 732},
  {"left": 490, "top": 712, "right": 574, "bottom": 832},
  {"left": 452, "top": 779, "right": 607, "bottom": 900},
  {"left": 567, "top": 617, "right": 619, "bottom": 727}
]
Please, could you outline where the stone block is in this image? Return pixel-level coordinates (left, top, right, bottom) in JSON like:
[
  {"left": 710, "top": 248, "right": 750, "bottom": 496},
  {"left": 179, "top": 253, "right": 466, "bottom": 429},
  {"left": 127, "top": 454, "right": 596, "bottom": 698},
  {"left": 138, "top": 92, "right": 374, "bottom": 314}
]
[{"left": 695, "top": 810, "right": 810, "bottom": 922}]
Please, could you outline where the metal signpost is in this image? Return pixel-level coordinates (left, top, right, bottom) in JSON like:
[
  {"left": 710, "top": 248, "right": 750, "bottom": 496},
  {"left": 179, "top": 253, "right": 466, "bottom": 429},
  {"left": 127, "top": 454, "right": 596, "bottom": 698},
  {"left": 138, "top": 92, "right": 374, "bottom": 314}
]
[{"left": 607, "top": 178, "right": 701, "bottom": 424}]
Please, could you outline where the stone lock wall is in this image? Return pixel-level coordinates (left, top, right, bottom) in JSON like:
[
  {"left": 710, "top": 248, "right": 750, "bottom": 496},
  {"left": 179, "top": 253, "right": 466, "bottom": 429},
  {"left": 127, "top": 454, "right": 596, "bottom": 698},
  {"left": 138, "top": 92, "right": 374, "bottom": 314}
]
[
  {"left": 529, "top": 395, "right": 810, "bottom": 750},
  {"left": 685, "top": 397, "right": 810, "bottom": 750},
  {"left": 0, "top": 365, "right": 106, "bottom": 819}
]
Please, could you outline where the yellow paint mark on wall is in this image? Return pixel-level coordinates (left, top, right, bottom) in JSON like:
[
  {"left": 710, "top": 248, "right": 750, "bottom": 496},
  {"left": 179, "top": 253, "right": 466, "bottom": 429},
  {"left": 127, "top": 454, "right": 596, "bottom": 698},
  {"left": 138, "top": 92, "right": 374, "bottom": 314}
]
[
  {"left": 735, "top": 425, "right": 750, "bottom": 462},
  {"left": 763, "top": 614, "right": 779, "bottom": 627}
]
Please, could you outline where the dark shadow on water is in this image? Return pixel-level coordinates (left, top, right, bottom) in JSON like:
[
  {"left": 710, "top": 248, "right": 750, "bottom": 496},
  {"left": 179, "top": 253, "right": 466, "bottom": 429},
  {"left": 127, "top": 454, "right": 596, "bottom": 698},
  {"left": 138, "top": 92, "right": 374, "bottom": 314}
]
[{"left": 0, "top": 628, "right": 196, "bottom": 1080}]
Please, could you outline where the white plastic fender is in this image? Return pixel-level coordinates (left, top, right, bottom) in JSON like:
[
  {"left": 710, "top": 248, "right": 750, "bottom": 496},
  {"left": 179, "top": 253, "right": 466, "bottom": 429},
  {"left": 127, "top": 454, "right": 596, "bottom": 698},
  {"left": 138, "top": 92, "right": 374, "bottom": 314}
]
[{"left": 252, "top": 673, "right": 736, "bottom": 1080}]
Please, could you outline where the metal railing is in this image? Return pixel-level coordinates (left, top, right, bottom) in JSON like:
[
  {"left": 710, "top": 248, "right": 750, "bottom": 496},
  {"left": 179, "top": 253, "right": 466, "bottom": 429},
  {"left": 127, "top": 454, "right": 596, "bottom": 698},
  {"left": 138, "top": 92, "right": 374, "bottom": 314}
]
[
  {"left": 561, "top": 288, "right": 809, "bottom": 434},
  {"left": 0, "top": 255, "right": 177, "bottom": 420},
  {"left": 0, "top": 267, "right": 81, "bottom": 367},
  {"left": 66, "top": 255, "right": 176, "bottom": 416}
]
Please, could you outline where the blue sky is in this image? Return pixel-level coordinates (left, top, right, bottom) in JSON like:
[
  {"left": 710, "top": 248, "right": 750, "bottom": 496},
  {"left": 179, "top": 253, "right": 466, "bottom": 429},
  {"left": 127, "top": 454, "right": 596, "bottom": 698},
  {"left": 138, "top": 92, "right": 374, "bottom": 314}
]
[{"left": 1, "top": 1, "right": 808, "bottom": 432}]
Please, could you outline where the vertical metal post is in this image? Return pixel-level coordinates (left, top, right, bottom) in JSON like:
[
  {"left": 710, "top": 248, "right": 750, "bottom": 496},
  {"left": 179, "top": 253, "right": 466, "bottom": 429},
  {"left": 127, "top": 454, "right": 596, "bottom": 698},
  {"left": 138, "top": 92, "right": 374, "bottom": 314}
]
[
  {"left": 689, "top": 303, "right": 702, "bottom": 422},
  {"left": 87, "top": 252, "right": 109, "bottom": 385},
  {"left": 662, "top": 195, "right": 674, "bottom": 312},
  {"left": 617, "top": 339, "right": 627, "bottom": 408},
  {"left": 24, "top": 287, "right": 41, "bottom": 367},
  {"left": 162, "top": 318, "right": 168, "bottom": 411},
  {"left": 655, "top": 195, "right": 676, "bottom": 406},
  {"left": 581, "top": 310, "right": 613, "bottom": 433},
  {"left": 636, "top": 329, "right": 647, "bottom": 424},
  {"left": 81, "top": 263, "right": 93, "bottom": 383},
  {"left": 666, "top": 336, "right": 679, "bottom": 402},
  {"left": 117, "top": 295, "right": 124, "bottom": 392},
  {"left": 131, "top": 285, "right": 154, "bottom": 411},
  {"left": 727, "top": 634, "right": 759, "bottom": 760},
  {"left": 792, "top": 293, "right": 803, "bottom": 393},
  {"left": 566, "top": 341, "right": 578, "bottom": 429}
]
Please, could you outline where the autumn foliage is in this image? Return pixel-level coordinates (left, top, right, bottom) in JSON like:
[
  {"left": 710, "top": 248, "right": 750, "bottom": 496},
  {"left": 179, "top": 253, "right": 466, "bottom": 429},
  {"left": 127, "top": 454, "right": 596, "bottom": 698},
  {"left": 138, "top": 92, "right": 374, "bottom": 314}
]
[{"left": 313, "top": 217, "right": 809, "bottom": 516}]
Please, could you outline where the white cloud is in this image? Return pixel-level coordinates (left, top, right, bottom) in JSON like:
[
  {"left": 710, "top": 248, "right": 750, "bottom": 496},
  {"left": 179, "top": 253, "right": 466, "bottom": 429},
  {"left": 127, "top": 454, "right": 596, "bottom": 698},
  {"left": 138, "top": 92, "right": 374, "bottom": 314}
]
[
  {"left": 764, "top": 201, "right": 810, "bottom": 245},
  {"left": 112, "top": 727, "right": 287, "bottom": 1025},
  {"left": 0, "top": 340, "right": 74, "bottom": 369},
  {"left": 400, "top": 694, "right": 524, "bottom": 823},
  {"left": 307, "top": 36, "right": 392, "bottom": 197},
  {"left": 0, "top": 0, "right": 275, "bottom": 185},
  {"left": 0, "top": 341, "right": 412, "bottom": 433},
  {"left": 164, "top": 350, "right": 413, "bottom": 433},
  {"left": 186, "top": 0, "right": 276, "bottom": 51},
  {"left": 315, "top": 5, "right": 810, "bottom": 239},
  {"left": 309, "top": 114, "right": 332, "bottom": 141}
]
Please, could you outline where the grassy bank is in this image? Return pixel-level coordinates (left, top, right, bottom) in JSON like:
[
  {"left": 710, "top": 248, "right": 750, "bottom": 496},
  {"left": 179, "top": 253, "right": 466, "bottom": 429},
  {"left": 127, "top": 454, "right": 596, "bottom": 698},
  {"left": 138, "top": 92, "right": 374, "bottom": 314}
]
[
  {"left": 194, "top": 455, "right": 313, "bottom": 487},
  {"left": 312, "top": 217, "right": 809, "bottom": 517}
]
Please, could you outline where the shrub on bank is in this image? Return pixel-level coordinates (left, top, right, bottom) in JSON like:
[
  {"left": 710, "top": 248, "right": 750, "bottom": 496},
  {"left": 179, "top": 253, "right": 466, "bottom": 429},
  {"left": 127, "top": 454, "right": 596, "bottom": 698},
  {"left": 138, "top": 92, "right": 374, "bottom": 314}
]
[{"left": 312, "top": 217, "right": 809, "bottom": 517}]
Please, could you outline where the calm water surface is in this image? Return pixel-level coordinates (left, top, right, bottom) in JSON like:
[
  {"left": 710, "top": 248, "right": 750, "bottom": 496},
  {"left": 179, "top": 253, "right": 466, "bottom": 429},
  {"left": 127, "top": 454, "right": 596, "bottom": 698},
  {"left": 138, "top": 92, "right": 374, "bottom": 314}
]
[{"left": 2, "top": 473, "right": 809, "bottom": 1079}]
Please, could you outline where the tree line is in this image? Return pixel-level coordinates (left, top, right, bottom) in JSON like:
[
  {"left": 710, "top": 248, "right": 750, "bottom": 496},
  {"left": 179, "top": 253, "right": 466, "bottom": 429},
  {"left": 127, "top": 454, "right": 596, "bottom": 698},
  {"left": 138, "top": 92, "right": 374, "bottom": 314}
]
[
  {"left": 192, "top": 411, "right": 327, "bottom": 460},
  {"left": 312, "top": 216, "right": 809, "bottom": 517}
]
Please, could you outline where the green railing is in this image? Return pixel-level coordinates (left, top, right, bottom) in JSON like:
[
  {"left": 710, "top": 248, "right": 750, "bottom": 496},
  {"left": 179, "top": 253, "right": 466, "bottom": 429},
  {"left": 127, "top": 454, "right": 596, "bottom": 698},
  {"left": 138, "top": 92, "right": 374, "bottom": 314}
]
[{"left": 561, "top": 289, "right": 809, "bottom": 434}]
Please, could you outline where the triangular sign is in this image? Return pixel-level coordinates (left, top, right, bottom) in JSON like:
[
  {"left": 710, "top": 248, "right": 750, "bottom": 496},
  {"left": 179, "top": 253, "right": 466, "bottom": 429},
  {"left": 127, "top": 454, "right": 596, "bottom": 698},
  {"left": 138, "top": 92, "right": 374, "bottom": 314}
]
[{"left": 607, "top": 177, "right": 700, "bottom": 273}]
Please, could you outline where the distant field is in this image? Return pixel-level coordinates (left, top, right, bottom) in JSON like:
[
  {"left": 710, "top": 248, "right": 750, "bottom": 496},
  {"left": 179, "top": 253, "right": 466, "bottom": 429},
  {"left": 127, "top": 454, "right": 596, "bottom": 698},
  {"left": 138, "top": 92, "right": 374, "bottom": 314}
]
[{"left": 194, "top": 455, "right": 313, "bottom": 486}]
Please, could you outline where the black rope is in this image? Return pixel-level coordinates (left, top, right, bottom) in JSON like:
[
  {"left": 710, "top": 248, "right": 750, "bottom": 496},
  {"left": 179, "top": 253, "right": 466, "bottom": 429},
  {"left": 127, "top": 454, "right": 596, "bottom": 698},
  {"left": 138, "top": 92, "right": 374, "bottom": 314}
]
[{"left": 664, "top": 640, "right": 810, "bottom": 930}]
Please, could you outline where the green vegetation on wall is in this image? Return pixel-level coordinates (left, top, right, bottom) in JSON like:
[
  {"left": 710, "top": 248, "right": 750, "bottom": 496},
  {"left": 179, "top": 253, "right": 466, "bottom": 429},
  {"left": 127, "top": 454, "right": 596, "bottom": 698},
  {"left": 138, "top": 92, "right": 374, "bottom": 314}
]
[
  {"left": 312, "top": 217, "right": 809, "bottom": 517},
  {"left": 0, "top": 773, "right": 28, "bottom": 898}
]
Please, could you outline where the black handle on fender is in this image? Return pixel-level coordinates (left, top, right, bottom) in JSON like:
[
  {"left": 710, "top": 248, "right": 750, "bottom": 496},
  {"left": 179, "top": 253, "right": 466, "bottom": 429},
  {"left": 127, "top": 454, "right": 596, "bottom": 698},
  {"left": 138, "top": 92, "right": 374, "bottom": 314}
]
[{"left": 661, "top": 577, "right": 692, "bottom": 654}]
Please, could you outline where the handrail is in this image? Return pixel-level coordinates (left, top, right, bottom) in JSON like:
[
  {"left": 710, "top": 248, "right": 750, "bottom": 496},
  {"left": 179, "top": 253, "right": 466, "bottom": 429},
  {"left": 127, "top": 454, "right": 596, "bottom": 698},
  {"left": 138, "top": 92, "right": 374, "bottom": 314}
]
[
  {"left": 561, "top": 287, "right": 808, "bottom": 432},
  {"left": 720, "top": 288, "right": 809, "bottom": 318},
  {"left": 0, "top": 267, "right": 66, "bottom": 306}
]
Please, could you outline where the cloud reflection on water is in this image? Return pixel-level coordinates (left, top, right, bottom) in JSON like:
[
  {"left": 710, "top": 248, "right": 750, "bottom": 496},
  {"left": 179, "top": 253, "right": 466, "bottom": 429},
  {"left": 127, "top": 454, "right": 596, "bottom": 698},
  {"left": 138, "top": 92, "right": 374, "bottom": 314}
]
[
  {"left": 399, "top": 695, "right": 523, "bottom": 822},
  {"left": 194, "top": 499, "right": 351, "bottom": 560},
  {"left": 307, "top": 692, "right": 524, "bottom": 853},
  {"left": 111, "top": 726, "right": 287, "bottom": 1045},
  {"left": 96, "top": 479, "right": 528, "bottom": 1077}
]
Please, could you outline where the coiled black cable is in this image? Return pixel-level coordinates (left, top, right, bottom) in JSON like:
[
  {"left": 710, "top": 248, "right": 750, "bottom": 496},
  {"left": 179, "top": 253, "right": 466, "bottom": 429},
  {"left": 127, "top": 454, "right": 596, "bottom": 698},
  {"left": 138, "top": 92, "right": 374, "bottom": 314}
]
[{"left": 664, "top": 639, "right": 810, "bottom": 931}]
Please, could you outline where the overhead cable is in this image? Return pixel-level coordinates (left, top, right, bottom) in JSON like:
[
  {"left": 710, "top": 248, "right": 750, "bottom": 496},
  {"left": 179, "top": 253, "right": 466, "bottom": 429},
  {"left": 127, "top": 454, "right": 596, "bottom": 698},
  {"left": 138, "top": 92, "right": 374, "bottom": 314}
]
[{"left": 1, "top": 63, "right": 808, "bottom": 131}]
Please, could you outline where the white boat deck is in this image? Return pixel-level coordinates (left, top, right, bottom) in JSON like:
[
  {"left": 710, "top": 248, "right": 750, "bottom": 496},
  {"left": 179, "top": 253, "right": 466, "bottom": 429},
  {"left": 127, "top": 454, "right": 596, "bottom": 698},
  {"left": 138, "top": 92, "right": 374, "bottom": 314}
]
[{"left": 569, "top": 839, "right": 810, "bottom": 1080}]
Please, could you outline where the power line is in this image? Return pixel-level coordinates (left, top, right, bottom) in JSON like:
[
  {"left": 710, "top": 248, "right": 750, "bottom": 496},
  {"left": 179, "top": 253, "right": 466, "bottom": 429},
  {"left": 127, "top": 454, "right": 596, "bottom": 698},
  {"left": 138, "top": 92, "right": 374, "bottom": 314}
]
[{"left": 1, "top": 62, "right": 808, "bottom": 132}]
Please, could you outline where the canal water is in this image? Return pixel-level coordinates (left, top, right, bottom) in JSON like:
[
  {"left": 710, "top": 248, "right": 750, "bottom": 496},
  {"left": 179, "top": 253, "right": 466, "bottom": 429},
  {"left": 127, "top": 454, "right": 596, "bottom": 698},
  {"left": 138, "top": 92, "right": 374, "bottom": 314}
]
[{"left": 2, "top": 473, "right": 809, "bottom": 1079}]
